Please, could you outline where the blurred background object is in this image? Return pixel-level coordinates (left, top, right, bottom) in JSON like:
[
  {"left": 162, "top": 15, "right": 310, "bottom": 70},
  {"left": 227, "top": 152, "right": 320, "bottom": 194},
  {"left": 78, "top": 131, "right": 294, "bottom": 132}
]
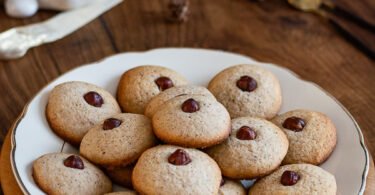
[
  {"left": 5, "top": 0, "right": 91, "bottom": 18},
  {"left": 288, "top": 0, "right": 375, "bottom": 59},
  {"left": 168, "top": 0, "right": 189, "bottom": 23}
]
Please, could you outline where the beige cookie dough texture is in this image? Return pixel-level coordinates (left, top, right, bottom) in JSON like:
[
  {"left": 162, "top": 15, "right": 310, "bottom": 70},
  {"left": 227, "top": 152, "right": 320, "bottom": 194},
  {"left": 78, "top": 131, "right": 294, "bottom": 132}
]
[
  {"left": 206, "top": 117, "right": 288, "bottom": 179},
  {"left": 219, "top": 179, "right": 246, "bottom": 195},
  {"left": 145, "top": 85, "right": 215, "bottom": 118},
  {"left": 272, "top": 109, "right": 337, "bottom": 165},
  {"left": 249, "top": 164, "right": 337, "bottom": 195},
  {"left": 208, "top": 64, "right": 282, "bottom": 119},
  {"left": 132, "top": 145, "right": 222, "bottom": 195},
  {"left": 117, "top": 65, "right": 189, "bottom": 114},
  {"left": 105, "top": 189, "right": 137, "bottom": 195},
  {"left": 46, "top": 81, "right": 121, "bottom": 145},
  {"left": 152, "top": 94, "right": 231, "bottom": 148},
  {"left": 32, "top": 153, "right": 112, "bottom": 195},
  {"left": 80, "top": 113, "right": 157, "bottom": 167}
]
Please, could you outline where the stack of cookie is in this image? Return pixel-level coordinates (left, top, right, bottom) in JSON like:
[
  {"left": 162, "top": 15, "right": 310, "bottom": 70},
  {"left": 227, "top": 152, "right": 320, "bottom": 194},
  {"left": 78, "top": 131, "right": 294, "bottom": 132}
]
[{"left": 33, "top": 64, "right": 337, "bottom": 195}]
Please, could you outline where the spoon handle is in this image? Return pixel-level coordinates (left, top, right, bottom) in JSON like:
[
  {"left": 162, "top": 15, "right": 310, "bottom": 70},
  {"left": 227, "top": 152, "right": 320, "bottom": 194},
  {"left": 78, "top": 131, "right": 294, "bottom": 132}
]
[{"left": 0, "top": 0, "right": 122, "bottom": 60}]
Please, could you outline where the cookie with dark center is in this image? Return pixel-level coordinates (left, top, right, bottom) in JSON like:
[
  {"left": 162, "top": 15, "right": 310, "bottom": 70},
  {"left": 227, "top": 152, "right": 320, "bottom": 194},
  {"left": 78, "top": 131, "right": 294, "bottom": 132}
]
[
  {"left": 80, "top": 113, "right": 157, "bottom": 168},
  {"left": 208, "top": 64, "right": 282, "bottom": 119},
  {"left": 46, "top": 81, "right": 121, "bottom": 146},
  {"left": 117, "top": 65, "right": 188, "bottom": 114},
  {"left": 32, "top": 153, "right": 112, "bottom": 194},
  {"left": 84, "top": 91, "right": 104, "bottom": 107},
  {"left": 280, "top": 170, "right": 300, "bottom": 186},
  {"left": 168, "top": 149, "right": 192, "bottom": 165},
  {"left": 155, "top": 76, "right": 174, "bottom": 91},
  {"left": 236, "top": 75, "right": 257, "bottom": 92},
  {"left": 282, "top": 116, "right": 305, "bottom": 132},
  {"left": 236, "top": 126, "right": 257, "bottom": 140},
  {"left": 206, "top": 117, "right": 288, "bottom": 179},
  {"left": 272, "top": 109, "right": 337, "bottom": 165},
  {"left": 249, "top": 164, "right": 337, "bottom": 195},
  {"left": 181, "top": 98, "right": 200, "bottom": 113},
  {"left": 64, "top": 155, "right": 84, "bottom": 169},
  {"left": 132, "top": 145, "right": 222, "bottom": 194},
  {"left": 145, "top": 85, "right": 215, "bottom": 118},
  {"left": 102, "top": 118, "right": 122, "bottom": 130},
  {"left": 152, "top": 94, "right": 231, "bottom": 148}
]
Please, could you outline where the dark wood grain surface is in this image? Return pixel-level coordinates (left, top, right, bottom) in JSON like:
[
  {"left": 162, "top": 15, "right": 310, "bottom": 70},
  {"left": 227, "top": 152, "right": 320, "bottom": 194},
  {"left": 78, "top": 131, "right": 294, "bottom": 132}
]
[{"left": 0, "top": 0, "right": 374, "bottom": 193}]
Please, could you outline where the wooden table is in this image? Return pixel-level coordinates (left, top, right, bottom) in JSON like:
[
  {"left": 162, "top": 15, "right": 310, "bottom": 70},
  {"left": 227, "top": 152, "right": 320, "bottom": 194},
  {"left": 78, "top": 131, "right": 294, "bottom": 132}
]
[{"left": 0, "top": 0, "right": 373, "bottom": 194}]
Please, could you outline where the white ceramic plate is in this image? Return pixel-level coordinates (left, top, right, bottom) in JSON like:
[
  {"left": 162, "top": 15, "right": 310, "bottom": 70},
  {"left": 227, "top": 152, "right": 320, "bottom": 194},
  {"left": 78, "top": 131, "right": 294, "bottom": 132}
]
[{"left": 10, "top": 48, "right": 369, "bottom": 195}]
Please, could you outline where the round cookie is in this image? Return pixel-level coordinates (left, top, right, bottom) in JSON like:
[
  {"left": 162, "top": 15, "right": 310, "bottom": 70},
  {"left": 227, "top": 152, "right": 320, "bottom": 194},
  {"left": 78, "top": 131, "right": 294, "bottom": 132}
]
[
  {"left": 219, "top": 179, "right": 246, "bottom": 195},
  {"left": 117, "top": 65, "right": 189, "bottom": 114},
  {"left": 145, "top": 85, "right": 215, "bottom": 118},
  {"left": 80, "top": 113, "right": 157, "bottom": 168},
  {"left": 105, "top": 189, "right": 137, "bottom": 195},
  {"left": 271, "top": 109, "right": 337, "bottom": 165},
  {"left": 32, "top": 153, "right": 112, "bottom": 195},
  {"left": 105, "top": 165, "right": 134, "bottom": 188},
  {"left": 132, "top": 145, "right": 222, "bottom": 195},
  {"left": 152, "top": 94, "right": 231, "bottom": 148},
  {"left": 46, "top": 81, "right": 121, "bottom": 145},
  {"left": 249, "top": 164, "right": 337, "bottom": 195},
  {"left": 206, "top": 117, "right": 288, "bottom": 179},
  {"left": 208, "top": 64, "right": 282, "bottom": 119}
]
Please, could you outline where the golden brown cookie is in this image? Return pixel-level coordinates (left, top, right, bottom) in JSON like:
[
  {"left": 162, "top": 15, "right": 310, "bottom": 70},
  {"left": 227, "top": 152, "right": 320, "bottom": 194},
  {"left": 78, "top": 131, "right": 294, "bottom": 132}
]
[
  {"left": 132, "top": 145, "right": 222, "bottom": 195},
  {"left": 80, "top": 113, "right": 157, "bottom": 168},
  {"left": 206, "top": 117, "right": 288, "bottom": 179},
  {"left": 46, "top": 81, "right": 121, "bottom": 145},
  {"left": 152, "top": 94, "right": 231, "bottom": 148},
  {"left": 249, "top": 164, "right": 337, "bottom": 195},
  {"left": 208, "top": 64, "right": 282, "bottom": 119},
  {"left": 272, "top": 109, "right": 337, "bottom": 165},
  {"left": 32, "top": 153, "right": 112, "bottom": 195},
  {"left": 145, "top": 85, "right": 215, "bottom": 118},
  {"left": 117, "top": 65, "right": 188, "bottom": 114}
]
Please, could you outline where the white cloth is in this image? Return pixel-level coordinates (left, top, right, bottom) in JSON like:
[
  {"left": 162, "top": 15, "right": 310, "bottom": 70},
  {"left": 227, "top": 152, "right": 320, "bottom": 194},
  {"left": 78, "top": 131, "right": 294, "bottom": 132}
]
[{"left": 5, "top": 0, "right": 91, "bottom": 18}]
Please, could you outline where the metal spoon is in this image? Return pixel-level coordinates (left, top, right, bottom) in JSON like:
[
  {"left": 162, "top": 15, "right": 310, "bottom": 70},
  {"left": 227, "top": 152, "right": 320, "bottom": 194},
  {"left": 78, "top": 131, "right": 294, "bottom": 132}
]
[{"left": 0, "top": 0, "right": 122, "bottom": 60}]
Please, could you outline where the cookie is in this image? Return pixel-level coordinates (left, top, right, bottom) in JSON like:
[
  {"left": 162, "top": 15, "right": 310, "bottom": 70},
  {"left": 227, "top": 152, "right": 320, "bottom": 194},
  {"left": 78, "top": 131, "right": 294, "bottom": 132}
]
[
  {"left": 105, "top": 165, "right": 134, "bottom": 188},
  {"left": 132, "top": 145, "right": 222, "bottom": 195},
  {"left": 104, "top": 189, "right": 137, "bottom": 195},
  {"left": 219, "top": 178, "right": 246, "bottom": 195},
  {"left": 117, "top": 65, "right": 189, "bottom": 114},
  {"left": 46, "top": 81, "right": 121, "bottom": 145},
  {"left": 206, "top": 117, "right": 288, "bottom": 179},
  {"left": 249, "top": 164, "right": 337, "bottom": 195},
  {"left": 152, "top": 94, "right": 231, "bottom": 148},
  {"left": 32, "top": 153, "right": 112, "bottom": 195},
  {"left": 271, "top": 109, "right": 337, "bottom": 165},
  {"left": 80, "top": 113, "right": 157, "bottom": 168},
  {"left": 208, "top": 64, "right": 282, "bottom": 119},
  {"left": 145, "top": 85, "right": 215, "bottom": 118}
]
